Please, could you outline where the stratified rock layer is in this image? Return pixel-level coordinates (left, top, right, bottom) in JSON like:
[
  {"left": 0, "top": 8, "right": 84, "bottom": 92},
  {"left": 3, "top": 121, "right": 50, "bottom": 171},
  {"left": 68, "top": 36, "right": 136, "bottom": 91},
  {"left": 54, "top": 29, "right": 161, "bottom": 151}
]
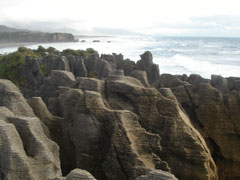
[
  {"left": 46, "top": 72, "right": 217, "bottom": 180},
  {"left": 156, "top": 74, "right": 240, "bottom": 180},
  {"left": 1, "top": 49, "right": 239, "bottom": 180},
  {"left": 0, "top": 79, "right": 61, "bottom": 180}
]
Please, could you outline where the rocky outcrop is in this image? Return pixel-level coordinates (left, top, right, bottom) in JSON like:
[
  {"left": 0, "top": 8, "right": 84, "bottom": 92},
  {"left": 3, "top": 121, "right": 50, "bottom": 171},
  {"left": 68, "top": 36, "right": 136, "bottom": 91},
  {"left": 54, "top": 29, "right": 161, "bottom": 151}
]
[
  {"left": 157, "top": 74, "right": 240, "bottom": 180},
  {"left": 135, "top": 51, "right": 160, "bottom": 84},
  {"left": 66, "top": 169, "right": 96, "bottom": 180},
  {"left": 41, "top": 72, "right": 218, "bottom": 180},
  {"left": 136, "top": 169, "right": 178, "bottom": 180},
  {"left": 0, "top": 79, "right": 61, "bottom": 180},
  {"left": 1, "top": 49, "right": 240, "bottom": 180}
]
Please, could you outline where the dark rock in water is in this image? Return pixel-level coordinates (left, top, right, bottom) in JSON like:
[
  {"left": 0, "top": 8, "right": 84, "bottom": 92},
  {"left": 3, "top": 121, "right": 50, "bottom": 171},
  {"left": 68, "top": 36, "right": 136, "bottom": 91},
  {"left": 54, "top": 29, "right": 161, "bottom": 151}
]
[{"left": 136, "top": 51, "right": 160, "bottom": 84}]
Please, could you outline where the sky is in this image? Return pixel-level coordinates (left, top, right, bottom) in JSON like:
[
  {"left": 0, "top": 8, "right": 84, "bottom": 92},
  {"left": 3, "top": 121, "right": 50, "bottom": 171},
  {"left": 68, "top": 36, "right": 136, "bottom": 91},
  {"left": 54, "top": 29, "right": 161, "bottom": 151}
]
[{"left": 1, "top": 0, "right": 240, "bottom": 37}]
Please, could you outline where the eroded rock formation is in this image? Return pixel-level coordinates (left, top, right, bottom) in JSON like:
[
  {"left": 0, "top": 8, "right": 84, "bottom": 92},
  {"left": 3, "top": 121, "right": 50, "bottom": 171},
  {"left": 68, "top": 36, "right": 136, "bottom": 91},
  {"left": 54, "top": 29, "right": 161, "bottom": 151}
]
[
  {"left": 155, "top": 74, "right": 240, "bottom": 180},
  {"left": 0, "top": 49, "right": 239, "bottom": 180}
]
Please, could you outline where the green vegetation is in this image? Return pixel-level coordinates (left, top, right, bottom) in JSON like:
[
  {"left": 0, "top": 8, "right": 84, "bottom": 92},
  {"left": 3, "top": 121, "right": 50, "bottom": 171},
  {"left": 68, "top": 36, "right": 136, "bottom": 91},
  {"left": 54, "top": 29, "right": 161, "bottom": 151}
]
[
  {"left": 34, "top": 46, "right": 57, "bottom": 56},
  {"left": 46, "top": 46, "right": 57, "bottom": 54},
  {"left": 89, "top": 71, "right": 98, "bottom": 78},
  {"left": 0, "top": 46, "right": 101, "bottom": 87},
  {"left": 40, "top": 64, "right": 47, "bottom": 76},
  {"left": 62, "top": 48, "right": 98, "bottom": 57},
  {"left": 0, "top": 47, "right": 37, "bottom": 85}
]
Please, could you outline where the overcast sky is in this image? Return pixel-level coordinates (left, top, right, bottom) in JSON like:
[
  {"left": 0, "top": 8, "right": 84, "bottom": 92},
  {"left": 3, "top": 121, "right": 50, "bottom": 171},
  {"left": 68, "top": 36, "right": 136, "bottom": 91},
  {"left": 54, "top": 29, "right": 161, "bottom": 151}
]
[{"left": 1, "top": 0, "right": 240, "bottom": 36}]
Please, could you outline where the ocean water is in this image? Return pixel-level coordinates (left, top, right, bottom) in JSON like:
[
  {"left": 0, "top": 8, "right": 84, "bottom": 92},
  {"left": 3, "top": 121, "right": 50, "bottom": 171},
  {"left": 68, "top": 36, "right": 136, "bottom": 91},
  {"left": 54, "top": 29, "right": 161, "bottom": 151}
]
[{"left": 0, "top": 36, "right": 240, "bottom": 78}]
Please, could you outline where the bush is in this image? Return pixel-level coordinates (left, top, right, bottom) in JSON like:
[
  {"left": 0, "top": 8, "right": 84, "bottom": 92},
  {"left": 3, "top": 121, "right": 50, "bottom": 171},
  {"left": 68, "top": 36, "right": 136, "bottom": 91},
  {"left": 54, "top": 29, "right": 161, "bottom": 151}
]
[
  {"left": 62, "top": 48, "right": 98, "bottom": 57},
  {"left": 89, "top": 71, "right": 98, "bottom": 78},
  {"left": 0, "top": 47, "right": 37, "bottom": 85}
]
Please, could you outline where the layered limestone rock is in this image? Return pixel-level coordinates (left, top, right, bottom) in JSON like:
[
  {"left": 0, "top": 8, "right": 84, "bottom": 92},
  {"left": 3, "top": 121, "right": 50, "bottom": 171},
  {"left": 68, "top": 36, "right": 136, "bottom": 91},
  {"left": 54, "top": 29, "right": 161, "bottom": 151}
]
[
  {"left": 135, "top": 51, "right": 160, "bottom": 84},
  {"left": 45, "top": 72, "right": 218, "bottom": 180},
  {"left": 136, "top": 169, "right": 178, "bottom": 180},
  {"left": 2, "top": 49, "right": 240, "bottom": 180},
  {"left": 0, "top": 79, "right": 62, "bottom": 180},
  {"left": 156, "top": 74, "right": 240, "bottom": 180},
  {"left": 66, "top": 169, "right": 97, "bottom": 180}
]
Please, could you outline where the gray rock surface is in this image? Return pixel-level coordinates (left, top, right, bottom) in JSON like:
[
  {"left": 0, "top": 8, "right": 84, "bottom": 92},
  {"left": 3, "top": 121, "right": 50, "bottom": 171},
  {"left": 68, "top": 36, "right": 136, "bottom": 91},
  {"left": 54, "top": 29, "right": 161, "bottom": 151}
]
[
  {"left": 41, "top": 56, "right": 70, "bottom": 75},
  {"left": 39, "top": 70, "right": 76, "bottom": 103},
  {"left": 0, "top": 79, "right": 62, "bottom": 180},
  {"left": 130, "top": 70, "right": 150, "bottom": 87},
  {"left": 159, "top": 74, "right": 240, "bottom": 180},
  {"left": 136, "top": 169, "right": 178, "bottom": 180},
  {"left": 135, "top": 51, "right": 160, "bottom": 84},
  {"left": 66, "top": 169, "right": 96, "bottom": 180},
  {"left": 48, "top": 73, "right": 218, "bottom": 180}
]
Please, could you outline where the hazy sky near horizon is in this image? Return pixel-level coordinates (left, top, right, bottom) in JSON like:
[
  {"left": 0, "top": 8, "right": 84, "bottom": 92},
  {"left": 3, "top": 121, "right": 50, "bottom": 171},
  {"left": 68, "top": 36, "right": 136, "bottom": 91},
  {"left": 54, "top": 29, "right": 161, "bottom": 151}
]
[{"left": 1, "top": 0, "right": 240, "bottom": 36}]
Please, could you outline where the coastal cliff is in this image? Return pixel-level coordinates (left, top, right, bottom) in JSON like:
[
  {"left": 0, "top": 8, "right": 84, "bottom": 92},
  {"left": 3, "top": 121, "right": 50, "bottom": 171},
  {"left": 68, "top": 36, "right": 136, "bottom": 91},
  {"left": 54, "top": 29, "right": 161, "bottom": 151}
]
[
  {"left": 0, "top": 25, "right": 76, "bottom": 43},
  {"left": 0, "top": 47, "right": 239, "bottom": 180}
]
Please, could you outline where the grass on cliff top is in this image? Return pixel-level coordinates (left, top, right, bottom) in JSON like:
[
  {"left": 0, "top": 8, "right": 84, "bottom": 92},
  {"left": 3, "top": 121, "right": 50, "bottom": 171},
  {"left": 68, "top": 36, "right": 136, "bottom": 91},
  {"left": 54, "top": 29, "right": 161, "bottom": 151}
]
[
  {"left": 62, "top": 48, "right": 98, "bottom": 57},
  {"left": 0, "top": 47, "right": 38, "bottom": 84}
]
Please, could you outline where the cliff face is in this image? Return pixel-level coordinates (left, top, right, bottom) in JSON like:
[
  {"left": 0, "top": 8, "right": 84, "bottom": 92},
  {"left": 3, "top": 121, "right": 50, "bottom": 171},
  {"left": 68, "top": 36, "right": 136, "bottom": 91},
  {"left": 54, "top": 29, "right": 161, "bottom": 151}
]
[
  {"left": 0, "top": 31, "right": 75, "bottom": 43},
  {"left": 0, "top": 48, "right": 239, "bottom": 180},
  {"left": 155, "top": 74, "right": 240, "bottom": 180}
]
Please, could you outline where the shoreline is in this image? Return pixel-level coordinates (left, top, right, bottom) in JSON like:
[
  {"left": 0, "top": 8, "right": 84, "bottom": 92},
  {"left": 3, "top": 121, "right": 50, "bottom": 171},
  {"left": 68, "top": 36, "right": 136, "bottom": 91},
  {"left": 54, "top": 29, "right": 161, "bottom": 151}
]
[{"left": 0, "top": 42, "right": 37, "bottom": 49}]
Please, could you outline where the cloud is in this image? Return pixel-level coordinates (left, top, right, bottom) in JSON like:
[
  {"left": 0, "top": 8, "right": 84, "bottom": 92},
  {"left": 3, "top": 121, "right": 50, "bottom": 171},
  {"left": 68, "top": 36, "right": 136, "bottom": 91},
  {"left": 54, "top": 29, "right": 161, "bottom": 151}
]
[{"left": 1, "top": 0, "right": 240, "bottom": 36}]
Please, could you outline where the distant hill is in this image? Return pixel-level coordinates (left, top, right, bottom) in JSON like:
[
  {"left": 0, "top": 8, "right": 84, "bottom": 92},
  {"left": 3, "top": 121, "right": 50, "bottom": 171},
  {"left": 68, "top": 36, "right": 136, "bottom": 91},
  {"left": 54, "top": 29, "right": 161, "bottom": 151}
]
[
  {"left": 0, "top": 25, "right": 27, "bottom": 33},
  {"left": 0, "top": 25, "right": 76, "bottom": 43}
]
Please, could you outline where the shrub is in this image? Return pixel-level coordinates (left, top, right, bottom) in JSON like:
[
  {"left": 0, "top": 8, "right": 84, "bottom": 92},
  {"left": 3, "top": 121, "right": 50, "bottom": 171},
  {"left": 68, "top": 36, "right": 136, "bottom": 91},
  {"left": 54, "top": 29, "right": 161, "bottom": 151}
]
[{"left": 89, "top": 71, "right": 98, "bottom": 78}]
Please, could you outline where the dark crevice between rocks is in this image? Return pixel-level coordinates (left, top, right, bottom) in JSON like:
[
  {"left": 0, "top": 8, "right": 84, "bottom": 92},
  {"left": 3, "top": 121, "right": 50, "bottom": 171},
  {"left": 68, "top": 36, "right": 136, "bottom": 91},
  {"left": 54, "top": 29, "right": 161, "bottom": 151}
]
[
  {"left": 83, "top": 92, "right": 109, "bottom": 180},
  {"left": 112, "top": 144, "right": 129, "bottom": 180},
  {"left": 208, "top": 137, "right": 224, "bottom": 162},
  {"left": 0, "top": 169, "right": 4, "bottom": 180},
  {"left": 208, "top": 137, "right": 225, "bottom": 179},
  {"left": 61, "top": 120, "right": 77, "bottom": 176},
  {"left": 182, "top": 85, "right": 204, "bottom": 129}
]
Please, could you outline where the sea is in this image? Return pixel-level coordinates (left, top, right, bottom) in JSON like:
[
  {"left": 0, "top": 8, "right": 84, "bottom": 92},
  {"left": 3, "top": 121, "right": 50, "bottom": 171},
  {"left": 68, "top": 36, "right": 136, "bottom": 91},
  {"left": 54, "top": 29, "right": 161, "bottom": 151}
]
[{"left": 0, "top": 36, "right": 240, "bottom": 79}]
